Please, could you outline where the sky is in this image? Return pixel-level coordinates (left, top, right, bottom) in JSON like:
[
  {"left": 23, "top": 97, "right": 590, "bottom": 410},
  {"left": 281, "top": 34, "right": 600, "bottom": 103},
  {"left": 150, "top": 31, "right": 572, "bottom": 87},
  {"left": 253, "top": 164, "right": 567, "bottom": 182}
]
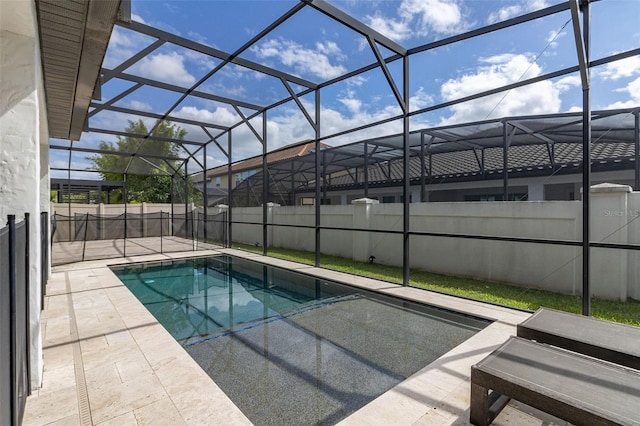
[{"left": 51, "top": 0, "right": 640, "bottom": 179}]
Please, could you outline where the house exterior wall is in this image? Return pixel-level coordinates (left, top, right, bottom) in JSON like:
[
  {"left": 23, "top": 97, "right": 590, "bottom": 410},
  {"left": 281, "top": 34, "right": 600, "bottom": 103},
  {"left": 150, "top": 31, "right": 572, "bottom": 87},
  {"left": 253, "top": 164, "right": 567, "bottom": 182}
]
[
  {"left": 0, "top": 0, "right": 47, "bottom": 389},
  {"left": 294, "top": 169, "right": 635, "bottom": 205},
  {"left": 207, "top": 167, "right": 260, "bottom": 190}
]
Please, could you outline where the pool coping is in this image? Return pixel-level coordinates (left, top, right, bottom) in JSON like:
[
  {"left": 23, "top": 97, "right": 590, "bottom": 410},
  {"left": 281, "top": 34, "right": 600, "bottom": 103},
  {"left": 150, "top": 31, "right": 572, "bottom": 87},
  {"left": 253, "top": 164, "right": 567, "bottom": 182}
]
[{"left": 25, "top": 249, "right": 556, "bottom": 425}]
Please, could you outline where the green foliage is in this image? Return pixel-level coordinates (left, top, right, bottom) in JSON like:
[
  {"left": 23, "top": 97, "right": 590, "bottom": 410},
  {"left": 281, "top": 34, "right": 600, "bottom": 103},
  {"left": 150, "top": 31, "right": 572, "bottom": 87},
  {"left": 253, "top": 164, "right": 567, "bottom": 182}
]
[
  {"left": 89, "top": 119, "right": 201, "bottom": 204},
  {"left": 232, "top": 243, "right": 640, "bottom": 326}
]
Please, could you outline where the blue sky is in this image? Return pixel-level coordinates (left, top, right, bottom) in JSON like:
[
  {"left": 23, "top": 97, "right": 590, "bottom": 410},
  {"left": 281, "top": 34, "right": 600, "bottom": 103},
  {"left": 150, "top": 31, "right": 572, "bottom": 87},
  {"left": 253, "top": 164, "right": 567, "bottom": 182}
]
[{"left": 51, "top": 0, "right": 640, "bottom": 178}]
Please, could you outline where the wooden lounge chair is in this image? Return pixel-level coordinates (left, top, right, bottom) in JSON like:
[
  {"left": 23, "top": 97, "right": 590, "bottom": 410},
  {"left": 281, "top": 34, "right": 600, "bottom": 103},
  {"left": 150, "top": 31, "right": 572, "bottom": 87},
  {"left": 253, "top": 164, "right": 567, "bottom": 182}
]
[
  {"left": 470, "top": 336, "right": 640, "bottom": 426},
  {"left": 516, "top": 307, "right": 640, "bottom": 370}
]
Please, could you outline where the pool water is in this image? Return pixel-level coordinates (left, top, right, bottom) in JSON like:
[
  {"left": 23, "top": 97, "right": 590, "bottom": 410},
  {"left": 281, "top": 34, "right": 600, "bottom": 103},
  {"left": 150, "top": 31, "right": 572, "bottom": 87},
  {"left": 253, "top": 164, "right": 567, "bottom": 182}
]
[{"left": 112, "top": 255, "right": 489, "bottom": 425}]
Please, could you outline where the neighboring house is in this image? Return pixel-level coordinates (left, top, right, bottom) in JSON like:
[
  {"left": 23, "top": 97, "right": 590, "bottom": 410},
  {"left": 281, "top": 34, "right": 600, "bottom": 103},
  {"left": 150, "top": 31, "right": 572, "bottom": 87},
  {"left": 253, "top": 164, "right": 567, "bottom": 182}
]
[
  {"left": 196, "top": 140, "right": 330, "bottom": 206},
  {"left": 225, "top": 108, "right": 640, "bottom": 206}
]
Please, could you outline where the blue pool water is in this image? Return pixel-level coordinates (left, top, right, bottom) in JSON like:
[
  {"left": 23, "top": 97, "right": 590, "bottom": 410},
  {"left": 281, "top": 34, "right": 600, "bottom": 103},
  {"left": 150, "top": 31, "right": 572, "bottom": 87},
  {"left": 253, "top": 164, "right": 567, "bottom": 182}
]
[{"left": 112, "top": 255, "right": 489, "bottom": 425}]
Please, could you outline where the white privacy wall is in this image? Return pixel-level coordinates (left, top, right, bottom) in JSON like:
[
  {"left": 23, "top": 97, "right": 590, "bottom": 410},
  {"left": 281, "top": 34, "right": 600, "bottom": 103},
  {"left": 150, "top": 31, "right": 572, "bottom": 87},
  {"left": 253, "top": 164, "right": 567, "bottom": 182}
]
[
  {"left": 406, "top": 201, "right": 582, "bottom": 295},
  {"left": 51, "top": 202, "right": 193, "bottom": 216},
  {"left": 628, "top": 192, "right": 640, "bottom": 300},
  {"left": 0, "top": 0, "right": 47, "bottom": 389},
  {"left": 51, "top": 187, "right": 639, "bottom": 301},
  {"left": 228, "top": 186, "right": 638, "bottom": 301}
]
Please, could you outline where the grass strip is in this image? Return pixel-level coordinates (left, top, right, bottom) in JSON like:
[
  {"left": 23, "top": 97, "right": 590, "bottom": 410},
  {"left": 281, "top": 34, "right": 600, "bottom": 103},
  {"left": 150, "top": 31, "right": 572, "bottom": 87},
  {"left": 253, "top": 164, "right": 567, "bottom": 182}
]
[{"left": 233, "top": 243, "right": 640, "bottom": 326}]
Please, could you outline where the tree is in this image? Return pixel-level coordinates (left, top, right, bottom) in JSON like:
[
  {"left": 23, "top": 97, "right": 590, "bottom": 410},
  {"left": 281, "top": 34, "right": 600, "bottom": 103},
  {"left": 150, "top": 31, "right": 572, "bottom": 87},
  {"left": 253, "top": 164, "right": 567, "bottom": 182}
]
[{"left": 89, "top": 120, "right": 201, "bottom": 204}]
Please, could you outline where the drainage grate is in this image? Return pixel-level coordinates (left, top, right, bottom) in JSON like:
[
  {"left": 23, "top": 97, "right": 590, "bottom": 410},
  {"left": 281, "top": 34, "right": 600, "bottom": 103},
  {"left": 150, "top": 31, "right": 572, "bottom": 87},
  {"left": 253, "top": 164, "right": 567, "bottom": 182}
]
[{"left": 65, "top": 273, "right": 93, "bottom": 426}]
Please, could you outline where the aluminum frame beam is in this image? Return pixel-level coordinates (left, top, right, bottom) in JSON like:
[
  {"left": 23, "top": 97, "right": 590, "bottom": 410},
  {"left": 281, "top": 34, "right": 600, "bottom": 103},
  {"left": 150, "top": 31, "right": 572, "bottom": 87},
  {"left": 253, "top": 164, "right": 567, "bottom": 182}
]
[
  {"left": 50, "top": 144, "right": 185, "bottom": 162},
  {"left": 107, "top": 70, "right": 263, "bottom": 111},
  {"left": 117, "top": 20, "right": 317, "bottom": 90},
  {"left": 302, "top": 0, "right": 406, "bottom": 56},
  {"left": 85, "top": 127, "right": 206, "bottom": 146},
  {"left": 90, "top": 103, "right": 230, "bottom": 132},
  {"left": 101, "top": 39, "right": 165, "bottom": 85}
]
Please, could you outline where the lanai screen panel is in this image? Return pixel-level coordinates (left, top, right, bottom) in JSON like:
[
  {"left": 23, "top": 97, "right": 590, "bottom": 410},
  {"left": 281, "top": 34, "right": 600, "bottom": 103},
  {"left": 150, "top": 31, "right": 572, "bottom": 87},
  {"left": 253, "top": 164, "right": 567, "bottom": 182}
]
[{"left": 44, "top": 0, "right": 637, "bottom": 231}]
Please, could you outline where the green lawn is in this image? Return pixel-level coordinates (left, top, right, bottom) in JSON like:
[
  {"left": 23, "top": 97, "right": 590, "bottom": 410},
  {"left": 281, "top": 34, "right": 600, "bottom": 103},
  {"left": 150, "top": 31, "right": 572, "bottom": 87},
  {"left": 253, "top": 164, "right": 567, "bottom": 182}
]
[{"left": 233, "top": 243, "right": 640, "bottom": 326}]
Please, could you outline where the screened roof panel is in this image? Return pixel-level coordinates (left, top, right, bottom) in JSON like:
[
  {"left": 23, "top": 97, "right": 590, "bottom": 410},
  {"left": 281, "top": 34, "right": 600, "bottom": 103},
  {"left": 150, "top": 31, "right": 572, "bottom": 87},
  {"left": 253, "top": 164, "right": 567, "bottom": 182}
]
[
  {"left": 198, "top": 63, "right": 292, "bottom": 107},
  {"left": 590, "top": 0, "right": 640, "bottom": 59},
  {"left": 46, "top": 0, "right": 639, "bottom": 183},
  {"left": 105, "top": 83, "right": 190, "bottom": 116},
  {"left": 238, "top": 4, "right": 380, "bottom": 85},
  {"left": 171, "top": 97, "right": 241, "bottom": 130},
  {"left": 328, "top": 0, "right": 567, "bottom": 50},
  {"left": 102, "top": 25, "right": 158, "bottom": 69},
  {"left": 116, "top": 40, "right": 218, "bottom": 87}
]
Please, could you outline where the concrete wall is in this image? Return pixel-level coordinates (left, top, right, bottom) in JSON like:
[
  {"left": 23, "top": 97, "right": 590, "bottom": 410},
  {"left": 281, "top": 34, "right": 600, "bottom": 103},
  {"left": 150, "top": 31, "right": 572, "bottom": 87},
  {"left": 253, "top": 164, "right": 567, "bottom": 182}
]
[
  {"left": 53, "top": 186, "right": 639, "bottom": 301},
  {"left": 406, "top": 200, "right": 582, "bottom": 295},
  {"left": 628, "top": 192, "right": 640, "bottom": 300},
  {"left": 589, "top": 185, "right": 640, "bottom": 301},
  {"left": 0, "top": 0, "right": 47, "bottom": 388},
  {"left": 228, "top": 186, "right": 639, "bottom": 301},
  {"left": 51, "top": 203, "right": 193, "bottom": 216}
]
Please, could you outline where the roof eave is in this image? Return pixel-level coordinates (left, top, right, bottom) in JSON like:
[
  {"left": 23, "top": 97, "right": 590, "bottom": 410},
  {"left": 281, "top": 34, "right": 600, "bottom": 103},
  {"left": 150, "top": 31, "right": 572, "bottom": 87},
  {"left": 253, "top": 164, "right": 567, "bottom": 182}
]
[{"left": 37, "top": 0, "right": 122, "bottom": 140}]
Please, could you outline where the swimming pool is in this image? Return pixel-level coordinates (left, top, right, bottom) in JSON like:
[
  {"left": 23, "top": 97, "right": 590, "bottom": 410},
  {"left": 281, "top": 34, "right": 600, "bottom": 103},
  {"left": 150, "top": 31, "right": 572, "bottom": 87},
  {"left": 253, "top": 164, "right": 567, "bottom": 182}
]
[{"left": 112, "top": 255, "right": 489, "bottom": 425}]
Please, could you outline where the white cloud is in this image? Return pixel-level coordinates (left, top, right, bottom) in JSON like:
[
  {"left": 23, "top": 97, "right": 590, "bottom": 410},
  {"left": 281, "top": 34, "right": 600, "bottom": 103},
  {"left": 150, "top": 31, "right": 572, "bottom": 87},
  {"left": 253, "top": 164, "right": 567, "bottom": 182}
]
[
  {"left": 487, "top": 4, "right": 522, "bottom": 24},
  {"left": 399, "top": 0, "right": 464, "bottom": 35},
  {"left": 338, "top": 92, "right": 363, "bottom": 114},
  {"left": 221, "top": 85, "right": 247, "bottom": 98},
  {"left": 315, "top": 41, "right": 343, "bottom": 57},
  {"left": 183, "top": 50, "right": 217, "bottom": 72},
  {"left": 554, "top": 75, "right": 582, "bottom": 92},
  {"left": 252, "top": 38, "right": 347, "bottom": 80},
  {"left": 596, "top": 55, "right": 640, "bottom": 80},
  {"left": 174, "top": 105, "right": 239, "bottom": 127},
  {"left": 104, "top": 27, "right": 150, "bottom": 68},
  {"left": 605, "top": 77, "right": 640, "bottom": 109},
  {"left": 347, "top": 76, "right": 368, "bottom": 87},
  {"left": 365, "top": 14, "right": 413, "bottom": 42},
  {"left": 131, "top": 13, "right": 146, "bottom": 24},
  {"left": 365, "top": 0, "right": 466, "bottom": 41},
  {"left": 487, "top": 0, "right": 548, "bottom": 24},
  {"left": 545, "top": 28, "right": 567, "bottom": 50},
  {"left": 439, "top": 53, "right": 566, "bottom": 124},
  {"left": 187, "top": 31, "right": 210, "bottom": 46},
  {"left": 134, "top": 52, "right": 196, "bottom": 87},
  {"left": 262, "top": 87, "right": 432, "bottom": 150},
  {"left": 409, "top": 86, "right": 433, "bottom": 111},
  {"left": 162, "top": 89, "right": 433, "bottom": 160},
  {"left": 193, "top": 94, "right": 422, "bottom": 159},
  {"left": 128, "top": 100, "right": 152, "bottom": 112}
]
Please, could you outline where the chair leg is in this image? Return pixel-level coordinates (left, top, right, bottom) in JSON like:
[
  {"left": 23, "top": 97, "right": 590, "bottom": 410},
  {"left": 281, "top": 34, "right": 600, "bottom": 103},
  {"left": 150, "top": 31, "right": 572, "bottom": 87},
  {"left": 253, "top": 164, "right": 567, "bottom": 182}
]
[{"left": 470, "top": 382, "right": 489, "bottom": 426}]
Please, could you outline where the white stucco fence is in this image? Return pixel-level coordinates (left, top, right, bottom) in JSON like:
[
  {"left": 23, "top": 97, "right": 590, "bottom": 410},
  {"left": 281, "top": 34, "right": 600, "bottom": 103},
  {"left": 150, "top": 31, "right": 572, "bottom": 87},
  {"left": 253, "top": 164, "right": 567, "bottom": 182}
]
[
  {"left": 227, "top": 184, "right": 639, "bottom": 302},
  {"left": 52, "top": 185, "right": 639, "bottom": 301},
  {"left": 52, "top": 202, "right": 193, "bottom": 217}
]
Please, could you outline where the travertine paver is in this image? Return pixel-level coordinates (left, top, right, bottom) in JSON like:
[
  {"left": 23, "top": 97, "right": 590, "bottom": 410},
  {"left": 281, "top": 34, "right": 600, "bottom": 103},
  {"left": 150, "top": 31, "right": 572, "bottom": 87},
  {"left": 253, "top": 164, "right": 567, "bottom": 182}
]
[{"left": 25, "top": 249, "right": 570, "bottom": 425}]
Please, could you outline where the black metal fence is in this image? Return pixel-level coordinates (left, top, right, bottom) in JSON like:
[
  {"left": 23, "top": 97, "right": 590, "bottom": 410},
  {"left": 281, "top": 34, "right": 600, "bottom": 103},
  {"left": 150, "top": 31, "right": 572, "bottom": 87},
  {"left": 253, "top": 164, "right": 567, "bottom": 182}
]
[
  {"left": 51, "top": 211, "right": 227, "bottom": 265},
  {"left": 195, "top": 212, "right": 227, "bottom": 249},
  {"left": 40, "top": 212, "right": 49, "bottom": 310},
  {"left": 1, "top": 215, "right": 31, "bottom": 426}
]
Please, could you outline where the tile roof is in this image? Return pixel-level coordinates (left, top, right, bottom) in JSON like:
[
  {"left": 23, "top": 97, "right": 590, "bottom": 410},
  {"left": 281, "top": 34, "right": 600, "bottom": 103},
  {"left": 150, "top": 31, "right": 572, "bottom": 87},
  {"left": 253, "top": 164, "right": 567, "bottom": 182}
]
[
  {"left": 202, "top": 140, "right": 329, "bottom": 180},
  {"left": 324, "top": 141, "right": 636, "bottom": 187}
]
